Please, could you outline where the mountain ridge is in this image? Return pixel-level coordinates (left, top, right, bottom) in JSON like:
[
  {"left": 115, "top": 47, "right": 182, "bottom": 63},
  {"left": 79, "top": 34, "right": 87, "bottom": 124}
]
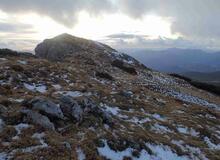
[
  {"left": 0, "top": 34, "right": 219, "bottom": 160},
  {"left": 123, "top": 48, "right": 220, "bottom": 73}
]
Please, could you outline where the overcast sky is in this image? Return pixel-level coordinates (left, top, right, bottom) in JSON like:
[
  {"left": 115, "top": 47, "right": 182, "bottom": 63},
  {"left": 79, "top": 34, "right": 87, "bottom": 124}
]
[{"left": 0, "top": 0, "right": 220, "bottom": 51}]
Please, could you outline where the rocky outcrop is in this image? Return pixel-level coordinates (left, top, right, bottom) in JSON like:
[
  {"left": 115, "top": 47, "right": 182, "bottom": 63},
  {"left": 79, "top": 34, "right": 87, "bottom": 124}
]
[
  {"left": 60, "top": 96, "right": 83, "bottom": 122},
  {"left": 95, "top": 71, "right": 114, "bottom": 81},
  {"left": 18, "top": 96, "right": 114, "bottom": 130},
  {"left": 60, "top": 96, "right": 114, "bottom": 125},
  {"left": 112, "top": 59, "right": 137, "bottom": 75},
  {"left": 21, "top": 109, "right": 55, "bottom": 130},
  {"left": 0, "top": 118, "right": 5, "bottom": 132},
  {"left": 35, "top": 33, "right": 116, "bottom": 61},
  {"left": 29, "top": 97, "right": 65, "bottom": 119}
]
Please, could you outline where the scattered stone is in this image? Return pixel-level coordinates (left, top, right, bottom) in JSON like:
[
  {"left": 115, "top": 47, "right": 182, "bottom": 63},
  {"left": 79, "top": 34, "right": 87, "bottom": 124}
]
[
  {"left": 112, "top": 59, "right": 137, "bottom": 75},
  {"left": 21, "top": 109, "right": 55, "bottom": 130},
  {"left": 60, "top": 96, "right": 83, "bottom": 122},
  {"left": 0, "top": 118, "right": 5, "bottom": 132},
  {"left": 60, "top": 96, "right": 114, "bottom": 125},
  {"left": 120, "top": 90, "right": 133, "bottom": 98},
  {"left": 11, "top": 64, "right": 24, "bottom": 72},
  {"left": 30, "top": 97, "right": 64, "bottom": 119},
  {"left": 0, "top": 104, "right": 7, "bottom": 114},
  {"left": 95, "top": 71, "right": 114, "bottom": 81}
]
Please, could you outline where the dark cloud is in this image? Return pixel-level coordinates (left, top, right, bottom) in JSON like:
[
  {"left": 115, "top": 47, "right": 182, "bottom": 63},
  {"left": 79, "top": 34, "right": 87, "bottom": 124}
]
[
  {"left": 0, "top": 22, "right": 34, "bottom": 33},
  {"left": 107, "top": 33, "right": 149, "bottom": 39},
  {"left": 0, "top": 0, "right": 115, "bottom": 27},
  {"left": 118, "top": 0, "right": 220, "bottom": 39},
  {"left": 103, "top": 35, "right": 209, "bottom": 50},
  {"left": 0, "top": 37, "right": 39, "bottom": 51},
  {"left": 0, "top": 0, "right": 220, "bottom": 38},
  {"left": 118, "top": 0, "right": 158, "bottom": 18}
]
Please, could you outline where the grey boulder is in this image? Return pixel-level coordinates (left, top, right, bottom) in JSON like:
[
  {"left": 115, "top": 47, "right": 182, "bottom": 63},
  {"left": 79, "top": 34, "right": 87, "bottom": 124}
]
[
  {"left": 22, "top": 109, "right": 55, "bottom": 130},
  {"left": 30, "top": 97, "right": 64, "bottom": 119},
  {"left": 60, "top": 96, "right": 83, "bottom": 122},
  {"left": 0, "top": 118, "right": 5, "bottom": 132}
]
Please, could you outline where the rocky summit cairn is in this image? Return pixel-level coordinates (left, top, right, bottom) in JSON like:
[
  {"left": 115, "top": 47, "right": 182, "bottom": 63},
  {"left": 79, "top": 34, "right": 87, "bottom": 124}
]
[{"left": 35, "top": 33, "right": 116, "bottom": 61}]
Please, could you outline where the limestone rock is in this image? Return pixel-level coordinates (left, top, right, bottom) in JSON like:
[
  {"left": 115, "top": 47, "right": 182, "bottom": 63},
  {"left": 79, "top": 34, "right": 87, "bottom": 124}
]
[
  {"left": 0, "top": 118, "right": 5, "bottom": 132},
  {"left": 30, "top": 97, "right": 64, "bottom": 119},
  {"left": 35, "top": 33, "right": 116, "bottom": 61},
  {"left": 60, "top": 96, "right": 83, "bottom": 122},
  {"left": 21, "top": 109, "right": 55, "bottom": 130}
]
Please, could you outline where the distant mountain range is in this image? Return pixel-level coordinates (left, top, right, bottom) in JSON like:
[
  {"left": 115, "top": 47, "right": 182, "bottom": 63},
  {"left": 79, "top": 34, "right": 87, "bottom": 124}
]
[
  {"left": 122, "top": 48, "right": 220, "bottom": 86},
  {"left": 122, "top": 48, "right": 220, "bottom": 73}
]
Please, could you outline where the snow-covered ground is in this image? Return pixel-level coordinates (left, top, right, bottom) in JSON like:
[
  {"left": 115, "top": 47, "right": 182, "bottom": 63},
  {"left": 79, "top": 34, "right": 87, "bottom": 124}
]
[
  {"left": 0, "top": 132, "right": 48, "bottom": 159},
  {"left": 98, "top": 139, "right": 190, "bottom": 160},
  {"left": 171, "top": 140, "right": 208, "bottom": 160},
  {"left": 165, "top": 90, "right": 220, "bottom": 110}
]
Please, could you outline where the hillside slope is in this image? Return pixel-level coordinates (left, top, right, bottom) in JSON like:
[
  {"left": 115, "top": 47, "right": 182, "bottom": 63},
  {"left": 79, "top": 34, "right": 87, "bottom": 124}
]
[
  {"left": 183, "top": 71, "right": 220, "bottom": 85},
  {"left": 0, "top": 34, "right": 219, "bottom": 160}
]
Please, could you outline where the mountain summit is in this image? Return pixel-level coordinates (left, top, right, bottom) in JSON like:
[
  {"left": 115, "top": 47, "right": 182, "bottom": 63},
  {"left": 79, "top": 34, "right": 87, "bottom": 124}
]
[
  {"left": 35, "top": 33, "right": 116, "bottom": 61},
  {"left": 0, "top": 34, "right": 219, "bottom": 159}
]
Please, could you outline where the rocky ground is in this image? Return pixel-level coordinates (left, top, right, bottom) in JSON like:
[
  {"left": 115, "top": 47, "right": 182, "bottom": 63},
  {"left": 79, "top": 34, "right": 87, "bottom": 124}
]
[{"left": 0, "top": 34, "right": 220, "bottom": 160}]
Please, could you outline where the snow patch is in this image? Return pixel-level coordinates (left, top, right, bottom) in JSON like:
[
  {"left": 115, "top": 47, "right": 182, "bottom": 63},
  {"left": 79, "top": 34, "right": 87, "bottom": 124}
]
[
  {"left": 146, "top": 143, "right": 189, "bottom": 160},
  {"left": 76, "top": 147, "right": 86, "bottom": 160},
  {"left": 165, "top": 90, "right": 220, "bottom": 110},
  {"left": 101, "top": 104, "right": 120, "bottom": 115},
  {"left": 152, "top": 113, "right": 166, "bottom": 121},
  {"left": 126, "top": 116, "right": 151, "bottom": 124},
  {"left": 55, "top": 91, "right": 91, "bottom": 98},
  {"left": 13, "top": 123, "right": 30, "bottom": 140},
  {"left": 0, "top": 152, "right": 7, "bottom": 160},
  {"left": 204, "top": 137, "right": 220, "bottom": 150},
  {"left": 171, "top": 140, "right": 208, "bottom": 160},
  {"left": 17, "top": 60, "right": 27, "bottom": 65},
  {"left": 2, "top": 133, "right": 48, "bottom": 159},
  {"left": 21, "top": 132, "right": 48, "bottom": 153},
  {"left": 177, "top": 126, "right": 199, "bottom": 137},
  {"left": 24, "top": 83, "right": 47, "bottom": 93},
  {"left": 98, "top": 140, "right": 189, "bottom": 160},
  {"left": 8, "top": 98, "right": 24, "bottom": 103},
  {"left": 100, "top": 103, "right": 129, "bottom": 119},
  {"left": 52, "top": 84, "right": 62, "bottom": 90},
  {"left": 151, "top": 123, "right": 173, "bottom": 134},
  {"left": 98, "top": 140, "right": 150, "bottom": 160},
  {"left": 0, "top": 58, "right": 7, "bottom": 61}
]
